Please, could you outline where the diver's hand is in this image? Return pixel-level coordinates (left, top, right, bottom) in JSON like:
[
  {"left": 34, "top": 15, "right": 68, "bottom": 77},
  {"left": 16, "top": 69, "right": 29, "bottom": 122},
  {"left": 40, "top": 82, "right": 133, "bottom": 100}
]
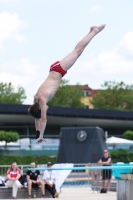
[
  {"left": 36, "top": 130, "right": 46, "bottom": 143},
  {"left": 36, "top": 136, "right": 46, "bottom": 143}
]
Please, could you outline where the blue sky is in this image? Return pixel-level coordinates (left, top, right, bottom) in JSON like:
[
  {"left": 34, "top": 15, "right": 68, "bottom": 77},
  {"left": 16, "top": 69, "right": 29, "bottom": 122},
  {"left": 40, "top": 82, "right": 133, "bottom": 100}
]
[{"left": 0, "top": 0, "right": 133, "bottom": 104}]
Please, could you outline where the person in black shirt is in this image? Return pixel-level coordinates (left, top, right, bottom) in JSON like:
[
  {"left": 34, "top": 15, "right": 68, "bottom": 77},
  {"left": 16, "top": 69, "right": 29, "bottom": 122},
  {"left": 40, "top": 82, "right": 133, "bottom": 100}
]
[
  {"left": 98, "top": 150, "right": 112, "bottom": 193},
  {"left": 27, "top": 162, "right": 45, "bottom": 198}
]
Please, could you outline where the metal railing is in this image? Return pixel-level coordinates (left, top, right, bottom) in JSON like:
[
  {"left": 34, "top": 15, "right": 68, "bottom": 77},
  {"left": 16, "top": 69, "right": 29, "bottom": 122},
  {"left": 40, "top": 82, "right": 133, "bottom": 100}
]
[
  {"left": 1, "top": 163, "right": 133, "bottom": 192},
  {"left": 62, "top": 164, "right": 90, "bottom": 188},
  {"left": 0, "top": 165, "right": 30, "bottom": 177}
]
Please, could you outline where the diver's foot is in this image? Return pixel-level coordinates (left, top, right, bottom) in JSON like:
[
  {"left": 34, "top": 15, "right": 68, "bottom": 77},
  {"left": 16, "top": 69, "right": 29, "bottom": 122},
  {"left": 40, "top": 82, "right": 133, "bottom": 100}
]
[{"left": 90, "top": 24, "right": 106, "bottom": 34}]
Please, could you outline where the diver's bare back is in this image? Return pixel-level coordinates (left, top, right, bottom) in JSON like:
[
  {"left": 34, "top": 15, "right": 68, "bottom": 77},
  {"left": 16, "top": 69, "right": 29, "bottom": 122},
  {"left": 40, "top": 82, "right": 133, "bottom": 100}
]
[{"left": 35, "top": 71, "right": 62, "bottom": 103}]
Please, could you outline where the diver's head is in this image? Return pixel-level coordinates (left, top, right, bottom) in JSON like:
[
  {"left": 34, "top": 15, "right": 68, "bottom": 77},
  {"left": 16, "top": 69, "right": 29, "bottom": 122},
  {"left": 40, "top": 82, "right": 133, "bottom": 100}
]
[{"left": 28, "top": 102, "right": 41, "bottom": 119}]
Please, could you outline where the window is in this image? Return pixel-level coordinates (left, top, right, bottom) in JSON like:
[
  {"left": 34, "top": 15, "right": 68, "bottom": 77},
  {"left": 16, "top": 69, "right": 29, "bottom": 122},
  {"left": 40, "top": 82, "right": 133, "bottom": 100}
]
[{"left": 84, "top": 91, "right": 90, "bottom": 97}]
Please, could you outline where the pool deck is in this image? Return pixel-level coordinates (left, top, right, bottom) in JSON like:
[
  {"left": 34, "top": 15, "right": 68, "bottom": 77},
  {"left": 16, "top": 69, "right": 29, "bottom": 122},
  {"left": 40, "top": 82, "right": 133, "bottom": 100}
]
[
  {"left": 5, "top": 187, "right": 117, "bottom": 200},
  {"left": 58, "top": 188, "right": 116, "bottom": 200}
]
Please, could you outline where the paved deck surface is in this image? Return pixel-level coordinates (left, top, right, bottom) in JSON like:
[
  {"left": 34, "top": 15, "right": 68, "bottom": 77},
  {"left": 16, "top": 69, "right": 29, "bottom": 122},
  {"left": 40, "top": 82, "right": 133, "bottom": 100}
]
[
  {"left": 58, "top": 188, "right": 116, "bottom": 200},
  {"left": 4, "top": 187, "right": 117, "bottom": 200}
]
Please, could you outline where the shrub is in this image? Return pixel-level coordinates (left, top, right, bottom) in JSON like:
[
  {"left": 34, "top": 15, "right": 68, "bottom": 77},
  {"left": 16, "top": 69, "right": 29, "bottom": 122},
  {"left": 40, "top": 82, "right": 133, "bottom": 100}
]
[
  {"left": 127, "top": 152, "right": 133, "bottom": 162},
  {"left": 0, "top": 155, "right": 56, "bottom": 165},
  {"left": 110, "top": 149, "right": 129, "bottom": 163},
  {"left": 123, "top": 130, "right": 133, "bottom": 140},
  {"left": 0, "top": 131, "right": 19, "bottom": 149}
]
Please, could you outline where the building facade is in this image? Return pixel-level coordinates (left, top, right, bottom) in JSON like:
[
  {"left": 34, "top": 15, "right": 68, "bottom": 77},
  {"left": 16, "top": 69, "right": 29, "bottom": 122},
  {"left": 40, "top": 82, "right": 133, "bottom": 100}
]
[
  {"left": 0, "top": 104, "right": 133, "bottom": 140},
  {"left": 81, "top": 84, "right": 99, "bottom": 108}
]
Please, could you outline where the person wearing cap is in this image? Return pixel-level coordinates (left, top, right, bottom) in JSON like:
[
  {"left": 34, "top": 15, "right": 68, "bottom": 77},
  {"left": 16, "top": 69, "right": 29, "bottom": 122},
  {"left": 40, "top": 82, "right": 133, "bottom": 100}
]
[{"left": 43, "top": 162, "right": 59, "bottom": 198}]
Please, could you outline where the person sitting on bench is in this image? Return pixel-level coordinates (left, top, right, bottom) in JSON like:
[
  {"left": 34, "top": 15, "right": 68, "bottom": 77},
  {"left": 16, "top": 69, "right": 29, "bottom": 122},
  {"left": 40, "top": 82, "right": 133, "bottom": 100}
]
[
  {"left": 27, "top": 162, "right": 45, "bottom": 198},
  {"left": 43, "top": 162, "right": 59, "bottom": 198},
  {"left": 6, "top": 162, "right": 23, "bottom": 199}
]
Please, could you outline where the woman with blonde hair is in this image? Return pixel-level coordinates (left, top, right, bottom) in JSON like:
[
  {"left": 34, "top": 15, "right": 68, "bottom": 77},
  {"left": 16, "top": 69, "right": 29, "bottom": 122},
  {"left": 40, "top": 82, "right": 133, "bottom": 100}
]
[{"left": 6, "top": 162, "right": 23, "bottom": 199}]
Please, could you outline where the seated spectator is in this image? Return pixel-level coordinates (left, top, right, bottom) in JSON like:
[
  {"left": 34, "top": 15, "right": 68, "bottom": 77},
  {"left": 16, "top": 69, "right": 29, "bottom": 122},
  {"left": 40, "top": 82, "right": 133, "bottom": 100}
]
[
  {"left": 43, "top": 162, "right": 59, "bottom": 198},
  {"left": 6, "top": 162, "right": 23, "bottom": 199},
  {"left": 98, "top": 149, "right": 112, "bottom": 193},
  {"left": 27, "top": 162, "right": 45, "bottom": 198},
  {"left": 0, "top": 176, "right": 5, "bottom": 186}
]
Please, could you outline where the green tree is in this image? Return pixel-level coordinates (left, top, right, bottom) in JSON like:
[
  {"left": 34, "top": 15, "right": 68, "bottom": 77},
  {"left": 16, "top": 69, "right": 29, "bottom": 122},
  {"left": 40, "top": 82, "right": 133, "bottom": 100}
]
[
  {"left": 123, "top": 130, "right": 133, "bottom": 140},
  {"left": 0, "top": 131, "right": 19, "bottom": 149},
  {"left": 91, "top": 81, "right": 133, "bottom": 111},
  {"left": 110, "top": 149, "right": 129, "bottom": 163},
  {"left": 48, "top": 79, "right": 84, "bottom": 107},
  {"left": 0, "top": 82, "right": 26, "bottom": 104}
]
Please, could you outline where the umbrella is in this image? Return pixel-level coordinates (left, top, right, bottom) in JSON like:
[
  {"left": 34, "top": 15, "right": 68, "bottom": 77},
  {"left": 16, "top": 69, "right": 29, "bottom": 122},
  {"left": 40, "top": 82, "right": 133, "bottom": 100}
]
[{"left": 106, "top": 136, "right": 133, "bottom": 145}]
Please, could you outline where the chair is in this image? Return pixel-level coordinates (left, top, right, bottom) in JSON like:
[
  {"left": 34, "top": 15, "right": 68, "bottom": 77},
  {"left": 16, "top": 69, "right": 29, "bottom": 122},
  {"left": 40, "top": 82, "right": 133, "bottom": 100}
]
[{"left": 88, "top": 163, "right": 101, "bottom": 193}]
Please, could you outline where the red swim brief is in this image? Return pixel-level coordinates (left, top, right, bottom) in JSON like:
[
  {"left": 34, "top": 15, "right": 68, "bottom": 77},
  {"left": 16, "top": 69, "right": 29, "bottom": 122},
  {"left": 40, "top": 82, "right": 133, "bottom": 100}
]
[{"left": 49, "top": 61, "right": 67, "bottom": 77}]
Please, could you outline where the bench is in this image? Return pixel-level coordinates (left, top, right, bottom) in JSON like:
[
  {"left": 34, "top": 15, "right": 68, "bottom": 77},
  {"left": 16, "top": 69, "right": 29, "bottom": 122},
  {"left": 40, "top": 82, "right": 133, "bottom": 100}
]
[{"left": 0, "top": 186, "right": 53, "bottom": 199}]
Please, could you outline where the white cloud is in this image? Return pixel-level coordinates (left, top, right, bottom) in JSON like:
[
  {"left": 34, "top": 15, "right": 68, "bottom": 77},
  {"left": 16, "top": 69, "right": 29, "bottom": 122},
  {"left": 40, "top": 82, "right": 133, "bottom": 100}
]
[
  {"left": 116, "top": 32, "right": 133, "bottom": 60},
  {"left": 90, "top": 6, "right": 102, "bottom": 13},
  {"left": 15, "top": 34, "right": 25, "bottom": 43},
  {"left": 66, "top": 31, "right": 133, "bottom": 88},
  {"left": 95, "top": 32, "right": 133, "bottom": 75},
  {"left": 0, "top": 0, "right": 19, "bottom": 3},
  {"left": 0, "top": 58, "right": 49, "bottom": 104},
  {"left": 1, "top": 58, "right": 38, "bottom": 76},
  {"left": 0, "top": 58, "right": 41, "bottom": 88},
  {"left": 0, "top": 12, "right": 27, "bottom": 49}
]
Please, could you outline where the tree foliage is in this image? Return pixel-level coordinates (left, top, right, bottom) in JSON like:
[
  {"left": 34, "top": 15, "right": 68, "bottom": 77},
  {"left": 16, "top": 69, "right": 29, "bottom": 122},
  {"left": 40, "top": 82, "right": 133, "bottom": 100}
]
[
  {"left": 48, "top": 79, "right": 84, "bottom": 107},
  {"left": 123, "top": 130, "right": 133, "bottom": 140},
  {"left": 0, "top": 82, "right": 26, "bottom": 104},
  {"left": 110, "top": 149, "right": 129, "bottom": 163},
  {"left": 0, "top": 131, "right": 19, "bottom": 149},
  {"left": 0, "top": 155, "right": 56, "bottom": 166},
  {"left": 91, "top": 81, "right": 133, "bottom": 111}
]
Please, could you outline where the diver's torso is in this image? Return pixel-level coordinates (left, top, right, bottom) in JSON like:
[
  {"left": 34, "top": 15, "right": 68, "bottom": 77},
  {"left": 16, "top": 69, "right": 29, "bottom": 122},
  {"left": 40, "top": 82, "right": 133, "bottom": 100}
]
[{"left": 35, "top": 71, "right": 62, "bottom": 103}]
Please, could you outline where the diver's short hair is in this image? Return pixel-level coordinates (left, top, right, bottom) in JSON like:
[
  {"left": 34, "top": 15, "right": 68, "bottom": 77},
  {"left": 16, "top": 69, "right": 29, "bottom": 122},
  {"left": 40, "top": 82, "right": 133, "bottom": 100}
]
[{"left": 28, "top": 102, "right": 41, "bottom": 119}]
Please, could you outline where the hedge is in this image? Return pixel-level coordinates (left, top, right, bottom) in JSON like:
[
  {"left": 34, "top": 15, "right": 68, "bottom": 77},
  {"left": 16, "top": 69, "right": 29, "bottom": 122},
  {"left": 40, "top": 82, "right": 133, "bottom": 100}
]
[
  {"left": 1, "top": 149, "right": 133, "bottom": 165},
  {"left": 0, "top": 155, "right": 56, "bottom": 165},
  {"left": 123, "top": 130, "right": 133, "bottom": 140},
  {"left": 110, "top": 149, "right": 133, "bottom": 163}
]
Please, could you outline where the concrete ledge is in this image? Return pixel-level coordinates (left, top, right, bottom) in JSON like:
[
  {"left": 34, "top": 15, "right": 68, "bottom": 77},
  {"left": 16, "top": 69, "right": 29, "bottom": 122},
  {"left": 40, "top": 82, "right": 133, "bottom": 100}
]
[
  {"left": 0, "top": 186, "right": 52, "bottom": 199},
  {"left": 117, "top": 180, "right": 133, "bottom": 200}
]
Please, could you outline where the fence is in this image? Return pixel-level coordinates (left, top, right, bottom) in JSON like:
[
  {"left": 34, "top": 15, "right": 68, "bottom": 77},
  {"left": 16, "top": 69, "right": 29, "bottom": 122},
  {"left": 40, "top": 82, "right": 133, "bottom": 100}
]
[
  {"left": 28, "top": 163, "right": 133, "bottom": 191},
  {"left": 0, "top": 165, "right": 30, "bottom": 176},
  {"left": 0, "top": 163, "right": 133, "bottom": 192}
]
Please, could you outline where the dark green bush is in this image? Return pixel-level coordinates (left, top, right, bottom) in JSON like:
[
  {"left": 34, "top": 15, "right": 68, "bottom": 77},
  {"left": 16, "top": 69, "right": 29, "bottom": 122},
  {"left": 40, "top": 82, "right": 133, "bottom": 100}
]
[
  {"left": 127, "top": 152, "right": 133, "bottom": 162},
  {"left": 110, "top": 151, "right": 118, "bottom": 163},
  {"left": 123, "top": 130, "right": 133, "bottom": 140},
  {"left": 110, "top": 149, "right": 130, "bottom": 163},
  {"left": 0, "top": 155, "right": 56, "bottom": 165},
  {"left": 0, "top": 131, "right": 19, "bottom": 150}
]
